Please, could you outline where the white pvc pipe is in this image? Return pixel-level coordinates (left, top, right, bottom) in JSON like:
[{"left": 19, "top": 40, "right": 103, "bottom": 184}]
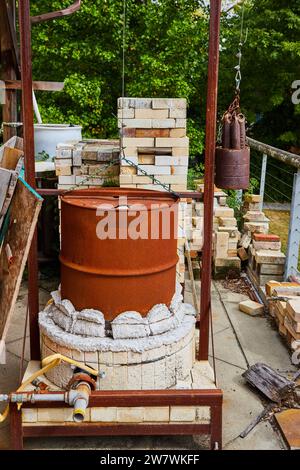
[{"left": 32, "top": 90, "right": 43, "bottom": 124}]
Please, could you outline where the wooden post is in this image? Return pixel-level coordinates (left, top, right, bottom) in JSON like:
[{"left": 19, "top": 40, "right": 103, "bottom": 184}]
[
  {"left": 0, "top": 0, "right": 18, "bottom": 141},
  {"left": 199, "top": 0, "right": 222, "bottom": 360},
  {"left": 18, "top": 0, "right": 40, "bottom": 360}
]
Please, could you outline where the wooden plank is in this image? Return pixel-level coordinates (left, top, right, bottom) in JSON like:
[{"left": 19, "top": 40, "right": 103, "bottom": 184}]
[
  {"left": 0, "top": 169, "right": 12, "bottom": 215},
  {"left": 0, "top": 178, "right": 42, "bottom": 363},
  {"left": 0, "top": 80, "right": 64, "bottom": 92},
  {"left": 1, "top": 146, "right": 24, "bottom": 170},
  {"left": 242, "top": 363, "right": 296, "bottom": 403}
]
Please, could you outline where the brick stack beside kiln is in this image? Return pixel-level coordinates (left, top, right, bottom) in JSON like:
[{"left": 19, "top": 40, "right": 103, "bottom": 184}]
[
  {"left": 118, "top": 98, "right": 189, "bottom": 192},
  {"left": 240, "top": 194, "right": 286, "bottom": 286},
  {"left": 55, "top": 140, "right": 120, "bottom": 190}
]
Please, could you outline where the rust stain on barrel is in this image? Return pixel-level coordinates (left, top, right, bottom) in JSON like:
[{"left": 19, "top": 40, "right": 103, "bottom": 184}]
[
  {"left": 215, "top": 147, "right": 250, "bottom": 190},
  {"left": 60, "top": 188, "right": 179, "bottom": 320}
]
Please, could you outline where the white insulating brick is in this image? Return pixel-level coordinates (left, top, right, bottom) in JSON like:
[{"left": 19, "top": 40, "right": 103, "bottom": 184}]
[
  {"left": 170, "top": 406, "right": 196, "bottom": 422},
  {"left": 172, "top": 147, "right": 189, "bottom": 157},
  {"left": 144, "top": 407, "right": 170, "bottom": 422},
  {"left": 171, "top": 184, "right": 187, "bottom": 191},
  {"left": 192, "top": 217, "right": 203, "bottom": 230},
  {"left": 119, "top": 119, "right": 152, "bottom": 129},
  {"left": 117, "top": 108, "right": 135, "bottom": 119},
  {"left": 215, "top": 207, "right": 234, "bottom": 218},
  {"left": 152, "top": 119, "right": 176, "bottom": 128},
  {"left": 121, "top": 156, "right": 138, "bottom": 165},
  {"left": 135, "top": 109, "right": 169, "bottom": 119},
  {"left": 154, "top": 175, "right": 187, "bottom": 184},
  {"left": 99, "top": 350, "right": 113, "bottom": 365},
  {"left": 169, "top": 108, "right": 186, "bottom": 118},
  {"left": 154, "top": 357, "right": 167, "bottom": 389},
  {"left": 55, "top": 158, "right": 72, "bottom": 167},
  {"left": 132, "top": 175, "right": 153, "bottom": 184},
  {"left": 120, "top": 166, "right": 137, "bottom": 175},
  {"left": 165, "top": 353, "right": 176, "bottom": 388},
  {"left": 56, "top": 148, "right": 73, "bottom": 159},
  {"left": 170, "top": 128, "right": 186, "bottom": 138},
  {"left": 156, "top": 137, "right": 189, "bottom": 148},
  {"left": 111, "top": 365, "right": 128, "bottom": 390},
  {"left": 171, "top": 166, "right": 188, "bottom": 175},
  {"left": 152, "top": 98, "right": 186, "bottom": 109},
  {"left": 72, "top": 152, "right": 82, "bottom": 166},
  {"left": 141, "top": 362, "right": 155, "bottom": 389},
  {"left": 122, "top": 147, "right": 138, "bottom": 158},
  {"left": 127, "top": 364, "right": 142, "bottom": 389},
  {"left": 120, "top": 174, "right": 133, "bottom": 184},
  {"left": 58, "top": 175, "right": 75, "bottom": 185},
  {"left": 175, "top": 119, "right": 187, "bottom": 128},
  {"left": 155, "top": 155, "right": 188, "bottom": 168},
  {"left": 117, "top": 407, "right": 144, "bottom": 423},
  {"left": 118, "top": 97, "right": 152, "bottom": 109},
  {"left": 22, "top": 409, "right": 38, "bottom": 423},
  {"left": 196, "top": 407, "right": 211, "bottom": 423},
  {"left": 113, "top": 351, "right": 128, "bottom": 365},
  {"left": 75, "top": 175, "right": 87, "bottom": 185},
  {"left": 91, "top": 407, "right": 117, "bottom": 422},
  {"left": 84, "top": 351, "right": 98, "bottom": 365},
  {"left": 215, "top": 232, "right": 229, "bottom": 258},
  {"left": 123, "top": 137, "right": 154, "bottom": 147},
  {"left": 137, "top": 165, "right": 171, "bottom": 175},
  {"left": 71, "top": 349, "right": 85, "bottom": 362}
]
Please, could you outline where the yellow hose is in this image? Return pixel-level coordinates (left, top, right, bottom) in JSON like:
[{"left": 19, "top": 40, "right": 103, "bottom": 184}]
[{"left": 0, "top": 354, "right": 98, "bottom": 423}]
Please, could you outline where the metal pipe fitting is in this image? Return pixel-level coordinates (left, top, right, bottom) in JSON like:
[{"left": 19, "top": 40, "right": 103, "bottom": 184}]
[{"left": 69, "top": 382, "right": 91, "bottom": 423}]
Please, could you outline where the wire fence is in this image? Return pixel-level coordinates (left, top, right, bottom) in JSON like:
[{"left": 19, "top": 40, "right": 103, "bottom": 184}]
[{"left": 247, "top": 137, "right": 300, "bottom": 278}]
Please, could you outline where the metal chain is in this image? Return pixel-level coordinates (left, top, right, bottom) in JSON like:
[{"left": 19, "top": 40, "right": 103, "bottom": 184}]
[{"left": 234, "top": 0, "right": 248, "bottom": 92}]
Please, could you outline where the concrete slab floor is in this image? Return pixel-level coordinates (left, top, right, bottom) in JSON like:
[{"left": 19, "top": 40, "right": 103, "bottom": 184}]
[{"left": 0, "top": 278, "right": 294, "bottom": 450}]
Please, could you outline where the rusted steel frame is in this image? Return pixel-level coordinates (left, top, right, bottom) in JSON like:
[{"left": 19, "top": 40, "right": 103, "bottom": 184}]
[
  {"left": 200, "top": 0, "right": 222, "bottom": 361},
  {"left": 23, "top": 423, "right": 210, "bottom": 439},
  {"left": 1, "top": 80, "right": 64, "bottom": 91},
  {"left": 20, "top": 388, "right": 223, "bottom": 408},
  {"left": 210, "top": 404, "right": 222, "bottom": 450},
  {"left": 36, "top": 189, "right": 204, "bottom": 201},
  {"left": 0, "top": 0, "right": 19, "bottom": 141},
  {"left": 31, "top": 0, "right": 81, "bottom": 24},
  {"left": 10, "top": 403, "right": 23, "bottom": 450},
  {"left": 18, "top": 0, "right": 40, "bottom": 360},
  {"left": 247, "top": 137, "right": 300, "bottom": 169},
  {"left": 0, "top": 0, "right": 19, "bottom": 72}
]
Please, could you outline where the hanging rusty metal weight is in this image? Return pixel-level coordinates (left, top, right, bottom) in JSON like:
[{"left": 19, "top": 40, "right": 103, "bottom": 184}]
[{"left": 215, "top": 146, "right": 250, "bottom": 190}]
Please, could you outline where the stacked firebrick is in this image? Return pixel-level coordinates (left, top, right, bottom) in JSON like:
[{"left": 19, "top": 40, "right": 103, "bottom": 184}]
[
  {"left": 268, "top": 283, "right": 300, "bottom": 361},
  {"left": 240, "top": 194, "right": 286, "bottom": 286},
  {"left": 55, "top": 140, "right": 120, "bottom": 190}
]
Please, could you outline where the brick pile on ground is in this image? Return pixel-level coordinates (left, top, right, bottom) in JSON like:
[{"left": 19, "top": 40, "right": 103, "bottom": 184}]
[
  {"left": 118, "top": 98, "right": 189, "bottom": 192},
  {"left": 240, "top": 194, "right": 286, "bottom": 286},
  {"left": 55, "top": 140, "right": 120, "bottom": 190},
  {"left": 267, "top": 281, "right": 300, "bottom": 360}
]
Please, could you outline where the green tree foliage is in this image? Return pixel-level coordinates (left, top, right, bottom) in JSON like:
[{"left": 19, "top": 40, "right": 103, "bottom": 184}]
[{"left": 29, "top": 0, "right": 300, "bottom": 168}]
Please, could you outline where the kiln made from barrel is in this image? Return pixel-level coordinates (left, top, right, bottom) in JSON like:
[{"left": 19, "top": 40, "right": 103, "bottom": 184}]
[{"left": 60, "top": 188, "right": 179, "bottom": 320}]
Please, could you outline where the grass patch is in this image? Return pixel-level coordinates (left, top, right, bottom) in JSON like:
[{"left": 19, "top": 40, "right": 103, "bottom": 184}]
[{"left": 264, "top": 210, "right": 290, "bottom": 255}]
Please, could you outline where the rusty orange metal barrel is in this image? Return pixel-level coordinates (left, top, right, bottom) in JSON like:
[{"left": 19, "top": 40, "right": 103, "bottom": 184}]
[{"left": 60, "top": 188, "right": 179, "bottom": 320}]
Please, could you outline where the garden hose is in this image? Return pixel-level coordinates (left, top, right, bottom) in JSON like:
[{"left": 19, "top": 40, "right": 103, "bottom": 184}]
[{"left": 0, "top": 354, "right": 99, "bottom": 423}]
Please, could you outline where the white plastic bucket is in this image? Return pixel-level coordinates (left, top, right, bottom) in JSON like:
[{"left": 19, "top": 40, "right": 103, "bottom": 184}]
[{"left": 34, "top": 124, "right": 82, "bottom": 160}]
